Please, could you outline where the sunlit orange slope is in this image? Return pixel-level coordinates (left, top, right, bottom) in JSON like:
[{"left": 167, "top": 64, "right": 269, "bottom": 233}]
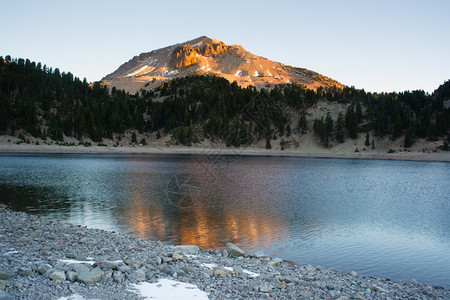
[{"left": 102, "top": 36, "right": 344, "bottom": 93}]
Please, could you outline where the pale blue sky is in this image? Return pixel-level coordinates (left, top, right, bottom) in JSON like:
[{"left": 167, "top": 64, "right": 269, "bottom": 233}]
[{"left": 1, "top": 0, "right": 449, "bottom": 93}]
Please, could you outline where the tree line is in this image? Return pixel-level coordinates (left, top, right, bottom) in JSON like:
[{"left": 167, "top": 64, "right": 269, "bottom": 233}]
[{"left": 0, "top": 56, "right": 449, "bottom": 149}]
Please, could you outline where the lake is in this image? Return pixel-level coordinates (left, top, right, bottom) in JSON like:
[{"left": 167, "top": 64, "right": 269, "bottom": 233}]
[{"left": 0, "top": 153, "right": 449, "bottom": 288}]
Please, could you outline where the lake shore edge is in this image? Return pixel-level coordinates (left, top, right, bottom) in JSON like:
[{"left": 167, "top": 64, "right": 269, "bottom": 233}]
[
  {"left": 0, "top": 206, "right": 448, "bottom": 299},
  {"left": 1, "top": 142, "right": 449, "bottom": 162}
]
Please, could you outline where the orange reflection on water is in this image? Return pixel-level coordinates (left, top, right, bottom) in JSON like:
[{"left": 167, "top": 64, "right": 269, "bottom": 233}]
[
  {"left": 173, "top": 201, "right": 287, "bottom": 250},
  {"left": 122, "top": 193, "right": 288, "bottom": 250},
  {"left": 122, "top": 193, "right": 168, "bottom": 241},
  {"left": 119, "top": 162, "right": 288, "bottom": 250}
]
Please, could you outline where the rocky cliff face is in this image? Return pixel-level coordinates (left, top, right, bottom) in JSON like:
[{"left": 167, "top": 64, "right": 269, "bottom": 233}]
[
  {"left": 102, "top": 36, "right": 344, "bottom": 93},
  {"left": 171, "top": 45, "right": 199, "bottom": 68}
]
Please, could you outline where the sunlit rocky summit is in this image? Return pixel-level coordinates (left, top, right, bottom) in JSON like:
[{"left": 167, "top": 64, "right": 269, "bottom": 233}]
[{"left": 102, "top": 36, "right": 343, "bottom": 93}]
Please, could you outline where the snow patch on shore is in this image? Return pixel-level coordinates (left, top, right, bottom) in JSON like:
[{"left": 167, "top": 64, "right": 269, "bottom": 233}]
[
  {"left": 57, "top": 294, "right": 99, "bottom": 300},
  {"left": 130, "top": 279, "right": 209, "bottom": 300},
  {"left": 59, "top": 259, "right": 96, "bottom": 265}
]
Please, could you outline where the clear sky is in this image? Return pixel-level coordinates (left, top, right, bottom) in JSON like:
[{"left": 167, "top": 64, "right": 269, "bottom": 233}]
[{"left": 1, "top": 0, "right": 449, "bottom": 93}]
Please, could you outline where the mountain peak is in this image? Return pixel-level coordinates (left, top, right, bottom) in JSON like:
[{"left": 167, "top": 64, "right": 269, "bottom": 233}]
[
  {"left": 185, "top": 36, "right": 221, "bottom": 46},
  {"left": 102, "top": 37, "right": 344, "bottom": 93}
]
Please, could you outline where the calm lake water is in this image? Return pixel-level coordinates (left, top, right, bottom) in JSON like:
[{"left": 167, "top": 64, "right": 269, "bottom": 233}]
[{"left": 0, "top": 153, "right": 449, "bottom": 287}]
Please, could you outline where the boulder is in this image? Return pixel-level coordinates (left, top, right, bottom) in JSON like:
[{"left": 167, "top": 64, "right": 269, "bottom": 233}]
[
  {"left": 226, "top": 243, "right": 245, "bottom": 257},
  {"left": 77, "top": 267, "right": 104, "bottom": 284},
  {"left": 73, "top": 264, "right": 90, "bottom": 274},
  {"left": 101, "top": 260, "right": 119, "bottom": 270},
  {"left": 37, "top": 264, "right": 52, "bottom": 275},
  {"left": 131, "top": 268, "right": 146, "bottom": 282},
  {"left": 66, "top": 271, "right": 77, "bottom": 282},
  {"left": 49, "top": 270, "right": 66, "bottom": 281}
]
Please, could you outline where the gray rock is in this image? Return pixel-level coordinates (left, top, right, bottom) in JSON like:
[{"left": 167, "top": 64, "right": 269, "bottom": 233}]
[
  {"left": 131, "top": 268, "right": 146, "bottom": 282},
  {"left": 49, "top": 270, "right": 66, "bottom": 281},
  {"left": 349, "top": 271, "right": 358, "bottom": 276},
  {"left": 174, "top": 245, "right": 199, "bottom": 253},
  {"left": 74, "top": 264, "right": 90, "bottom": 274},
  {"left": 268, "top": 258, "right": 283, "bottom": 266},
  {"left": 181, "top": 266, "right": 195, "bottom": 274},
  {"left": 232, "top": 265, "right": 243, "bottom": 274},
  {"left": 90, "top": 267, "right": 104, "bottom": 282},
  {"left": 222, "top": 249, "right": 228, "bottom": 258},
  {"left": 19, "top": 237, "right": 30, "bottom": 243},
  {"left": 66, "top": 271, "right": 77, "bottom": 282},
  {"left": 0, "top": 273, "right": 9, "bottom": 280},
  {"left": 280, "top": 276, "right": 296, "bottom": 283},
  {"left": 254, "top": 251, "right": 269, "bottom": 258},
  {"left": 102, "top": 270, "right": 112, "bottom": 282},
  {"left": 160, "top": 266, "right": 173, "bottom": 275},
  {"left": 0, "top": 292, "right": 12, "bottom": 300},
  {"left": 113, "top": 271, "right": 123, "bottom": 283},
  {"left": 77, "top": 267, "right": 104, "bottom": 284},
  {"left": 37, "top": 264, "right": 52, "bottom": 275},
  {"left": 117, "top": 264, "right": 131, "bottom": 273},
  {"left": 17, "top": 267, "right": 32, "bottom": 276},
  {"left": 299, "top": 291, "right": 314, "bottom": 298},
  {"left": 277, "top": 281, "right": 287, "bottom": 289},
  {"left": 155, "top": 256, "right": 162, "bottom": 265},
  {"left": 259, "top": 285, "right": 273, "bottom": 293},
  {"left": 214, "top": 268, "right": 228, "bottom": 278},
  {"left": 123, "top": 259, "right": 136, "bottom": 266},
  {"left": 162, "top": 257, "right": 173, "bottom": 264},
  {"left": 172, "top": 251, "right": 181, "bottom": 261},
  {"left": 226, "top": 242, "right": 246, "bottom": 257},
  {"left": 101, "top": 260, "right": 119, "bottom": 270}
]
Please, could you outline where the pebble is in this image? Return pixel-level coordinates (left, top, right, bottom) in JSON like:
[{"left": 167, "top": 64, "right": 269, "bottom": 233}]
[
  {"left": 17, "top": 267, "right": 32, "bottom": 276},
  {"left": 0, "top": 208, "right": 449, "bottom": 300},
  {"left": 0, "top": 292, "right": 12, "bottom": 300}
]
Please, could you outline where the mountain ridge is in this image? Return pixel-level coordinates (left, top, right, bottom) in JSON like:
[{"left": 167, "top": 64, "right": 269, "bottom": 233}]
[{"left": 102, "top": 36, "right": 344, "bottom": 93}]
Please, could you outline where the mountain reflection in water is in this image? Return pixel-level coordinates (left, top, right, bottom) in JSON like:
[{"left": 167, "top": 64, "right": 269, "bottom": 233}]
[{"left": 1, "top": 153, "right": 449, "bottom": 288}]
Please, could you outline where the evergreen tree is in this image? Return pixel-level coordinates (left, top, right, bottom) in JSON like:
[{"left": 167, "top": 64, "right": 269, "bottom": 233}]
[
  {"left": 265, "top": 137, "right": 272, "bottom": 149},
  {"left": 404, "top": 126, "right": 415, "bottom": 148},
  {"left": 131, "top": 132, "right": 137, "bottom": 144},
  {"left": 365, "top": 132, "right": 370, "bottom": 146},
  {"left": 336, "top": 112, "right": 345, "bottom": 143},
  {"left": 345, "top": 105, "right": 358, "bottom": 139}
]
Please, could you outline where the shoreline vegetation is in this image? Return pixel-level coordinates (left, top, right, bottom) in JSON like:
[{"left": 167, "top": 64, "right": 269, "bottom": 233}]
[
  {"left": 1, "top": 206, "right": 449, "bottom": 300},
  {"left": 1, "top": 58, "right": 449, "bottom": 169},
  {"left": 1, "top": 134, "right": 449, "bottom": 162}
]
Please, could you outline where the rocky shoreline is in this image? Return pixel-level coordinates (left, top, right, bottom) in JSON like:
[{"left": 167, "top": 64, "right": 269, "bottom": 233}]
[{"left": 0, "top": 207, "right": 448, "bottom": 300}]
